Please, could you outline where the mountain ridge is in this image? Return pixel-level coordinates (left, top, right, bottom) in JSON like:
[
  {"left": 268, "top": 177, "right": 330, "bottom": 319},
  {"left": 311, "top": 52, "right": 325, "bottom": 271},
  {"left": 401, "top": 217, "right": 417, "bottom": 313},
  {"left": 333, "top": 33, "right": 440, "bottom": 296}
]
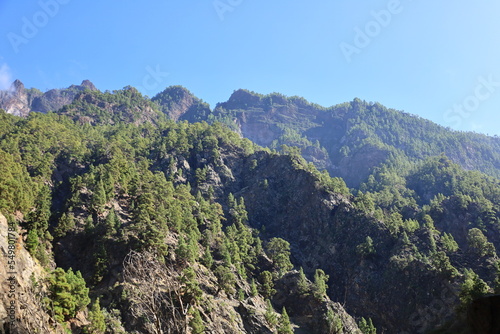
[
  {"left": 1, "top": 81, "right": 500, "bottom": 332},
  {"left": 3, "top": 80, "right": 500, "bottom": 187}
]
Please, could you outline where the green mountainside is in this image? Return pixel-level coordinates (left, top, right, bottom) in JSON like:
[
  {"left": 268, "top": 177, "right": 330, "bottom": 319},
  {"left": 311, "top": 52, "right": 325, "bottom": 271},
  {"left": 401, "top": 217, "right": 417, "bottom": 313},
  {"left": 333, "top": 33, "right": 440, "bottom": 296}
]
[
  {"left": 197, "top": 88, "right": 500, "bottom": 187},
  {"left": 0, "top": 82, "right": 500, "bottom": 333}
]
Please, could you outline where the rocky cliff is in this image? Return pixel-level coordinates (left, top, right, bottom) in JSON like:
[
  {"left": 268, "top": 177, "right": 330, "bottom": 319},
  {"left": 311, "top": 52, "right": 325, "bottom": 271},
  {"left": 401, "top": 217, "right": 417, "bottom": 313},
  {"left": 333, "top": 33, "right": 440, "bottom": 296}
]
[
  {"left": 193, "top": 90, "right": 500, "bottom": 187},
  {"left": 0, "top": 213, "right": 66, "bottom": 333},
  {"left": 0, "top": 80, "right": 98, "bottom": 117}
]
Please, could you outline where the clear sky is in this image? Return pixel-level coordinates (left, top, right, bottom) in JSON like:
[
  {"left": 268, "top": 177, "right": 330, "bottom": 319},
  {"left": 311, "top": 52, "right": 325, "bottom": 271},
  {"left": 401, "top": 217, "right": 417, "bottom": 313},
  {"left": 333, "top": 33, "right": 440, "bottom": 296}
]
[{"left": 1, "top": 1, "right": 499, "bottom": 135}]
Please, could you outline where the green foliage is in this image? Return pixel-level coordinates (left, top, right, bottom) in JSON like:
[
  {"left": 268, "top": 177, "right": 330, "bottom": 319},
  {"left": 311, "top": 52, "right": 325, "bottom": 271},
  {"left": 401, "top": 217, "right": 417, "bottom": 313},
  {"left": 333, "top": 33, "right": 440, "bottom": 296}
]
[
  {"left": 54, "top": 212, "right": 75, "bottom": 238},
  {"left": 93, "top": 243, "right": 109, "bottom": 284},
  {"left": 326, "top": 308, "right": 343, "bottom": 334},
  {"left": 355, "top": 192, "right": 375, "bottom": 213},
  {"left": 495, "top": 262, "right": 500, "bottom": 294},
  {"left": 386, "top": 212, "right": 404, "bottom": 236},
  {"left": 359, "top": 317, "right": 376, "bottom": 334},
  {"left": 214, "top": 265, "right": 236, "bottom": 295},
  {"left": 0, "top": 149, "right": 35, "bottom": 213},
  {"left": 181, "top": 267, "right": 203, "bottom": 304},
  {"left": 278, "top": 307, "right": 293, "bottom": 334},
  {"left": 313, "top": 269, "right": 329, "bottom": 300},
  {"left": 202, "top": 246, "right": 214, "bottom": 269},
  {"left": 430, "top": 251, "right": 458, "bottom": 278},
  {"left": 259, "top": 271, "right": 276, "bottom": 299},
  {"left": 441, "top": 232, "right": 459, "bottom": 253},
  {"left": 25, "top": 229, "right": 39, "bottom": 255},
  {"left": 467, "top": 228, "right": 496, "bottom": 256},
  {"left": 459, "top": 269, "right": 490, "bottom": 312},
  {"left": 91, "top": 180, "right": 108, "bottom": 214},
  {"left": 357, "top": 236, "right": 375, "bottom": 257},
  {"left": 265, "top": 299, "right": 278, "bottom": 327},
  {"left": 4, "top": 87, "right": 500, "bottom": 333},
  {"left": 84, "top": 298, "right": 106, "bottom": 334},
  {"left": 26, "top": 184, "right": 51, "bottom": 240},
  {"left": 104, "top": 208, "right": 120, "bottom": 237},
  {"left": 47, "top": 267, "right": 90, "bottom": 322},
  {"left": 176, "top": 234, "right": 198, "bottom": 263},
  {"left": 189, "top": 307, "right": 205, "bottom": 334},
  {"left": 237, "top": 288, "right": 245, "bottom": 301},
  {"left": 266, "top": 237, "right": 293, "bottom": 276},
  {"left": 297, "top": 267, "right": 310, "bottom": 295},
  {"left": 250, "top": 278, "right": 258, "bottom": 297}
]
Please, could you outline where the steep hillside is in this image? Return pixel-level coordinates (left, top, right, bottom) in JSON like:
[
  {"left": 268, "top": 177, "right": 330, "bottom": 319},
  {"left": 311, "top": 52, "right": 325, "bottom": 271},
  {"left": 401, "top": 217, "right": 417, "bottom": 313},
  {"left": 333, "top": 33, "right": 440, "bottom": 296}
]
[
  {"left": 174, "top": 89, "right": 500, "bottom": 187},
  {"left": 1, "top": 82, "right": 500, "bottom": 333},
  {"left": 0, "top": 109, "right": 362, "bottom": 333}
]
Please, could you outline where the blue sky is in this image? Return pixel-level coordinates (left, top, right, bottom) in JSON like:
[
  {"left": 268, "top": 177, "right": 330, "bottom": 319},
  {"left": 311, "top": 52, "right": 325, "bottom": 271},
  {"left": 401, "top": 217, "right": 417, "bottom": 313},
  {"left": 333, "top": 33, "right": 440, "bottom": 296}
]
[{"left": 1, "top": 1, "right": 500, "bottom": 135}]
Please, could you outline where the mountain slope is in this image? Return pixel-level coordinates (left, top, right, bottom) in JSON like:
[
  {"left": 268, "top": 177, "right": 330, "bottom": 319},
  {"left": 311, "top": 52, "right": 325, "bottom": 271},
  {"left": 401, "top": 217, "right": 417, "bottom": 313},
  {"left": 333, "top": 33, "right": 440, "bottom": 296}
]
[
  {"left": 0, "top": 109, "right": 362, "bottom": 333},
  {"left": 1, "top": 81, "right": 500, "bottom": 333},
  {"left": 174, "top": 89, "right": 500, "bottom": 187}
]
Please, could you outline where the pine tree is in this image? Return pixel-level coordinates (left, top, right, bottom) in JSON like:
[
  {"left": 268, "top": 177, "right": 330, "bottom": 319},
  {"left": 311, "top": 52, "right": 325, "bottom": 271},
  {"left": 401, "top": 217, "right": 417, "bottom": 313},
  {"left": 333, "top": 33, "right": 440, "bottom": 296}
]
[
  {"left": 54, "top": 212, "right": 76, "bottom": 238},
  {"left": 176, "top": 234, "right": 192, "bottom": 263},
  {"left": 357, "top": 236, "right": 375, "bottom": 256},
  {"left": 47, "top": 268, "right": 90, "bottom": 322},
  {"left": 459, "top": 269, "right": 490, "bottom": 311},
  {"left": 297, "top": 267, "right": 309, "bottom": 295},
  {"left": 84, "top": 298, "right": 106, "bottom": 334},
  {"left": 359, "top": 317, "right": 376, "bottom": 334},
  {"left": 25, "top": 229, "right": 39, "bottom": 255},
  {"left": 238, "top": 288, "right": 245, "bottom": 301},
  {"left": 104, "top": 208, "right": 119, "bottom": 236},
  {"left": 92, "top": 180, "right": 108, "bottom": 213},
  {"left": 326, "top": 308, "right": 342, "bottom": 334},
  {"left": 250, "top": 278, "right": 258, "bottom": 297},
  {"left": 93, "top": 243, "right": 109, "bottom": 284},
  {"left": 181, "top": 267, "right": 203, "bottom": 304},
  {"left": 189, "top": 308, "right": 205, "bottom": 334},
  {"left": 202, "top": 245, "right": 214, "bottom": 269},
  {"left": 264, "top": 299, "right": 277, "bottom": 327},
  {"left": 266, "top": 238, "right": 293, "bottom": 276},
  {"left": 278, "top": 307, "right": 293, "bottom": 334},
  {"left": 214, "top": 265, "right": 236, "bottom": 295},
  {"left": 313, "top": 269, "right": 329, "bottom": 300},
  {"left": 259, "top": 271, "right": 276, "bottom": 299}
]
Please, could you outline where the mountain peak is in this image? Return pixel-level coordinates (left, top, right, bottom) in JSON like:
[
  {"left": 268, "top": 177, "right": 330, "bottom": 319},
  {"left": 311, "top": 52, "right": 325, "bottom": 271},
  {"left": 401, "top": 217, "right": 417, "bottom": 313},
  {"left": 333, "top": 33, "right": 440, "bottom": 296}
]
[
  {"left": 11, "top": 79, "right": 25, "bottom": 92},
  {"left": 229, "top": 89, "right": 261, "bottom": 101},
  {"left": 152, "top": 85, "right": 210, "bottom": 122},
  {"left": 222, "top": 89, "right": 263, "bottom": 109},
  {"left": 80, "top": 79, "right": 97, "bottom": 91}
]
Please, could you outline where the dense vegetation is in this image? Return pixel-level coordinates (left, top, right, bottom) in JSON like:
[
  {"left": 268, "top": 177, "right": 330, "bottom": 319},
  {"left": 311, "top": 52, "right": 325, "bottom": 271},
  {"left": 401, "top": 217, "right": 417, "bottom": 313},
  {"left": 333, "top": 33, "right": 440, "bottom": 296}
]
[
  {"left": 1, "top": 83, "right": 500, "bottom": 333},
  {"left": 0, "top": 90, "right": 352, "bottom": 333},
  {"left": 208, "top": 90, "right": 500, "bottom": 186}
]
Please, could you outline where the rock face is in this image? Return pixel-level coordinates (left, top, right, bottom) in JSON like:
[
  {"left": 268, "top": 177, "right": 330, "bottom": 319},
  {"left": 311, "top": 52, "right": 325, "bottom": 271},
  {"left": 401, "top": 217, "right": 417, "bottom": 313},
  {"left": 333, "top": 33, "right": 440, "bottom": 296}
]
[
  {"left": 0, "top": 80, "right": 99, "bottom": 116},
  {"left": 0, "top": 213, "right": 59, "bottom": 333},
  {"left": 199, "top": 151, "right": 461, "bottom": 333},
  {"left": 273, "top": 271, "right": 362, "bottom": 334},
  {"left": 190, "top": 90, "right": 500, "bottom": 187},
  {"left": 205, "top": 91, "right": 394, "bottom": 187},
  {"left": 0, "top": 80, "right": 32, "bottom": 117}
]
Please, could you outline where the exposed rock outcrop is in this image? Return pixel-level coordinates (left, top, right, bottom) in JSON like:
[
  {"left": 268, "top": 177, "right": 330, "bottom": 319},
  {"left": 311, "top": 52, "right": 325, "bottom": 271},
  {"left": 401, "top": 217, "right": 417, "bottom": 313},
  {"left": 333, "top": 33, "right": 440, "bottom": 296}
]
[
  {"left": 0, "top": 80, "right": 99, "bottom": 116},
  {"left": 0, "top": 213, "right": 60, "bottom": 333},
  {"left": 0, "top": 80, "right": 32, "bottom": 117}
]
